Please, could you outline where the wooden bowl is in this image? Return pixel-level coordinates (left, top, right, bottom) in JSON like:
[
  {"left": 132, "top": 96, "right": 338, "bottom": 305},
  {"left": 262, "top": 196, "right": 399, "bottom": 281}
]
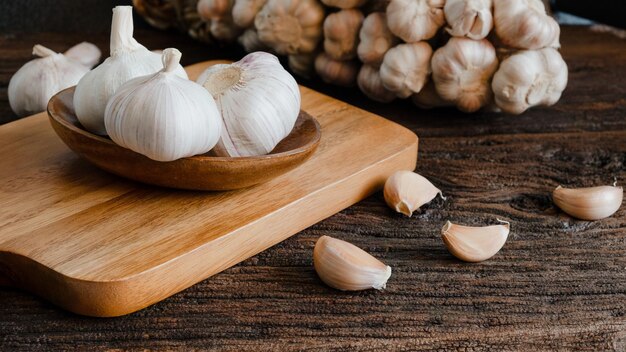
[{"left": 47, "top": 87, "right": 321, "bottom": 191}]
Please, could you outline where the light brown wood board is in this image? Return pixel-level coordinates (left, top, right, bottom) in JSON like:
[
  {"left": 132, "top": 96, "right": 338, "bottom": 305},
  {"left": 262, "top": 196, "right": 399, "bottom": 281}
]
[{"left": 0, "top": 60, "right": 418, "bottom": 317}]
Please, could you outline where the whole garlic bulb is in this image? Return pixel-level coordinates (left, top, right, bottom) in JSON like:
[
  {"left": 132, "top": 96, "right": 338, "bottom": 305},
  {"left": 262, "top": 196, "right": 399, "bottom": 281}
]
[
  {"left": 492, "top": 48, "right": 568, "bottom": 115},
  {"left": 63, "top": 42, "right": 102, "bottom": 68},
  {"left": 105, "top": 49, "right": 221, "bottom": 162},
  {"left": 255, "top": 0, "right": 325, "bottom": 55},
  {"left": 357, "top": 65, "right": 396, "bottom": 103},
  {"left": 315, "top": 53, "right": 360, "bottom": 87},
  {"left": 493, "top": 0, "right": 560, "bottom": 50},
  {"left": 431, "top": 37, "right": 499, "bottom": 113},
  {"left": 323, "top": 9, "right": 364, "bottom": 61},
  {"left": 386, "top": 0, "right": 446, "bottom": 43},
  {"left": 8, "top": 45, "right": 90, "bottom": 116},
  {"left": 197, "top": 52, "right": 301, "bottom": 157},
  {"left": 444, "top": 0, "right": 493, "bottom": 40},
  {"left": 357, "top": 12, "right": 398, "bottom": 67},
  {"left": 74, "top": 6, "right": 188, "bottom": 135},
  {"left": 380, "top": 42, "right": 433, "bottom": 98}
]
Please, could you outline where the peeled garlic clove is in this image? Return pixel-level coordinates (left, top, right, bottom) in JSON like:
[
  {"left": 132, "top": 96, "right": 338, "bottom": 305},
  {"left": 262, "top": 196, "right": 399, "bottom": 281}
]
[
  {"left": 64, "top": 42, "right": 102, "bottom": 68},
  {"left": 493, "top": 0, "right": 560, "bottom": 50},
  {"left": 386, "top": 0, "right": 446, "bottom": 43},
  {"left": 441, "top": 221, "right": 510, "bottom": 262},
  {"left": 197, "top": 52, "right": 300, "bottom": 157},
  {"left": 552, "top": 185, "right": 623, "bottom": 221},
  {"left": 74, "top": 6, "right": 188, "bottom": 135},
  {"left": 384, "top": 171, "right": 442, "bottom": 217},
  {"left": 8, "top": 44, "right": 90, "bottom": 117},
  {"left": 357, "top": 65, "right": 396, "bottom": 103},
  {"left": 444, "top": 0, "right": 493, "bottom": 40},
  {"left": 104, "top": 49, "right": 222, "bottom": 162},
  {"left": 357, "top": 12, "right": 398, "bottom": 67},
  {"left": 314, "top": 236, "right": 392, "bottom": 291},
  {"left": 380, "top": 42, "right": 433, "bottom": 99}
]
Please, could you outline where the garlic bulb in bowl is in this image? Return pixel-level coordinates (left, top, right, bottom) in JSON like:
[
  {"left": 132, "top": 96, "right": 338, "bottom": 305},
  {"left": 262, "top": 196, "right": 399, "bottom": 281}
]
[
  {"left": 8, "top": 45, "right": 90, "bottom": 117},
  {"left": 104, "top": 49, "right": 221, "bottom": 162},
  {"left": 74, "top": 6, "right": 187, "bottom": 135},
  {"left": 197, "top": 51, "right": 301, "bottom": 157}
]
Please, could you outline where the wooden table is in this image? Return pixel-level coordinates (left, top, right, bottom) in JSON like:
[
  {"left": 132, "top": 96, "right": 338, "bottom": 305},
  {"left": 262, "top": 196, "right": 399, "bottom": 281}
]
[{"left": 1, "top": 26, "right": 625, "bottom": 351}]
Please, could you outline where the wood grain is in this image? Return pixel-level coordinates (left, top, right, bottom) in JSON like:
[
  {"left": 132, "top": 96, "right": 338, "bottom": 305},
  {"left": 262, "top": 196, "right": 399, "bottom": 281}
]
[
  {"left": 0, "top": 64, "right": 418, "bottom": 317},
  {"left": 1, "top": 26, "right": 626, "bottom": 351}
]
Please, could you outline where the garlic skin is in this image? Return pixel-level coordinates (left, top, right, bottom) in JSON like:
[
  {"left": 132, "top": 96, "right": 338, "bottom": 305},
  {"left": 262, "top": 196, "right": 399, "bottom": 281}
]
[
  {"left": 380, "top": 42, "right": 433, "bottom": 98},
  {"left": 255, "top": 0, "right": 325, "bottom": 55},
  {"left": 314, "top": 236, "right": 392, "bottom": 291},
  {"left": 357, "top": 12, "right": 398, "bottom": 67},
  {"left": 444, "top": 0, "right": 493, "bottom": 40},
  {"left": 384, "top": 171, "right": 442, "bottom": 217},
  {"left": 431, "top": 37, "right": 498, "bottom": 113},
  {"left": 386, "top": 0, "right": 446, "bottom": 43},
  {"left": 492, "top": 48, "right": 567, "bottom": 115},
  {"left": 105, "top": 49, "right": 221, "bottom": 162},
  {"left": 323, "top": 9, "right": 364, "bottom": 61},
  {"left": 74, "top": 6, "right": 187, "bottom": 135},
  {"left": 197, "top": 52, "right": 300, "bottom": 157},
  {"left": 441, "top": 221, "right": 510, "bottom": 262},
  {"left": 321, "top": 0, "right": 367, "bottom": 9},
  {"left": 315, "top": 53, "right": 359, "bottom": 87},
  {"left": 8, "top": 45, "right": 90, "bottom": 117},
  {"left": 553, "top": 185, "right": 623, "bottom": 221},
  {"left": 493, "top": 0, "right": 560, "bottom": 50},
  {"left": 357, "top": 65, "right": 396, "bottom": 103},
  {"left": 64, "top": 42, "right": 102, "bottom": 68},
  {"left": 232, "top": 0, "right": 267, "bottom": 28},
  {"left": 411, "top": 81, "right": 453, "bottom": 109}
]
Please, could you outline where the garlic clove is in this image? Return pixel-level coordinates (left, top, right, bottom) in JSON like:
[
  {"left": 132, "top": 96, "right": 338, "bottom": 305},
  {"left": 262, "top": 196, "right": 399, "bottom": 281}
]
[
  {"left": 384, "top": 170, "right": 443, "bottom": 217},
  {"left": 444, "top": 0, "right": 493, "bottom": 40},
  {"left": 313, "top": 236, "right": 392, "bottom": 291},
  {"left": 441, "top": 220, "right": 510, "bottom": 262},
  {"left": 64, "top": 42, "right": 102, "bottom": 68},
  {"left": 552, "top": 185, "right": 623, "bottom": 221}
]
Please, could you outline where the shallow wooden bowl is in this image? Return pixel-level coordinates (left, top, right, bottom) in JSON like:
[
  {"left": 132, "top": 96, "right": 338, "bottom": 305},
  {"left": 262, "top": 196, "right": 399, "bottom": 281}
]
[{"left": 47, "top": 87, "right": 321, "bottom": 191}]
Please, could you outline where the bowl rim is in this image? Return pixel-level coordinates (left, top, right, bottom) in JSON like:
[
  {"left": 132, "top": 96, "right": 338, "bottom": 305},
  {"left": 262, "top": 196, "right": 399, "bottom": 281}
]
[{"left": 48, "top": 87, "right": 322, "bottom": 163}]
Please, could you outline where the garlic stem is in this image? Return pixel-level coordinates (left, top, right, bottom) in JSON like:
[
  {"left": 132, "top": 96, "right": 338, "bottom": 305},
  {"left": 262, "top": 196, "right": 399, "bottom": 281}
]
[
  {"left": 162, "top": 48, "right": 182, "bottom": 73},
  {"left": 110, "top": 6, "right": 142, "bottom": 56},
  {"left": 32, "top": 44, "right": 57, "bottom": 58}
]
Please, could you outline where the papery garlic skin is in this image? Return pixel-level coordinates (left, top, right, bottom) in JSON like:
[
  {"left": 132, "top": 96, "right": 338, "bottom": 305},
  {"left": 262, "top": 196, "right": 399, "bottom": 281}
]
[
  {"left": 74, "top": 6, "right": 187, "bottom": 135},
  {"left": 387, "top": 0, "right": 446, "bottom": 43},
  {"left": 105, "top": 49, "right": 221, "bottom": 162},
  {"left": 444, "top": 0, "right": 493, "bottom": 40},
  {"left": 314, "top": 236, "right": 392, "bottom": 291},
  {"left": 198, "top": 52, "right": 300, "bottom": 157},
  {"left": 384, "top": 170, "right": 442, "bottom": 217},
  {"left": 315, "top": 53, "right": 359, "bottom": 87},
  {"left": 493, "top": 0, "right": 560, "bottom": 50},
  {"left": 492, "top": 48, "right": 567, "bottom": 115},
  {"left": 357, "top": 65, "right": 396, "bottom": 103},
  {"left": 380, "top": 42, "right": 433, "bottom": 98},
  {"left": 232, "top": 0, "right": 267, "bottom": 28},
  {"left": 323, "top": 9, "right": 364, "bottom": 61},
  {"left": 441, "top": 221, "right": 510, "bottom": 262},
  {"left": 553, "top": 185, "right": 623, "bottom": 221},
  {"left": 431, "top": 37, "right": 498, "bottom": 113},
  {"left": 8, "top": 45, "right": 90, "bottom": 117},
  {"left": 357, "top": 12, "right": 398, "bottom": 67},
  {"left": 64, "top": 42, "right": 102, "bottom": 68}
]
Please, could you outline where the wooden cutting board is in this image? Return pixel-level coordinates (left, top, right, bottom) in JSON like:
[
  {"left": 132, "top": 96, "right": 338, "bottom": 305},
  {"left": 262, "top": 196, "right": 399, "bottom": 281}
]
[{"left": 0, "top": 61, "right": 418, "bottom": 317}]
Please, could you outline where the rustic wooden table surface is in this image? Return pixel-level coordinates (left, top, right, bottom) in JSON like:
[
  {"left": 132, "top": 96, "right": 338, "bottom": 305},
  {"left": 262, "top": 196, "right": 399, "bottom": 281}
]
[{"left": 1, "top": 26, "right": 625, "bottom": 351}]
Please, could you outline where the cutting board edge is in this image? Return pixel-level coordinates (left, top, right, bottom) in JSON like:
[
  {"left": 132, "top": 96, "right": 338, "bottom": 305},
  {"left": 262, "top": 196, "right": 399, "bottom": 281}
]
[{"left": 0, "top": 137, "right": 417, "bottom": 317}]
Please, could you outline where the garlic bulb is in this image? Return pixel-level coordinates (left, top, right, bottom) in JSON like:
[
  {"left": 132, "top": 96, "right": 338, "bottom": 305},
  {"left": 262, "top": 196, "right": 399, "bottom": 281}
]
[
  {"left": 314, "top": 236, "right": 392, "bottom": 291},
  {"left": 74, "top": 6, "right": 187, "bottom": 135},
  {"left": 552, "top": 185, "right": 623, "bottom": 221},
  {"left": 197, "top": 0, "right": 232, "bottom": 21},
  {"left": 64, "top": 42, "right": 102, "bottom": 68},
  {"left": 255, "top": 0, "right": 325, "bottom": 55},
  {"left": 357, "top": 65, "right": 396, "bottom": 103},
  {"left": 384, "top": 170, "right": 442, "bottom": 217},
  {"left": 323, "top": 9, "right": 364, "bottom": 61},
  {"left": 232, "top": 0, "right": 267, "bottom": 28},
  {"left": 444, "top": 0, "right": 493, "bottom": 40},
  {"left": 8, "top": 44, "right": 91, "bottom": 117},
  {"left": 357, "top": 12, "right": 398, "bottom": 67},
  {"left": 197, "top": 52, "right": 300, "bottom": 157},
  {"left": 441, "top": 220, "right": 510, "bottom": 262},
  {"left": 288, "top": 53, "right": 316, "bottom": 78},
  {"left": 380, "top": 42, "right": 433, "bottom": 98},
  {"left": 315, "top": 53, "right": 359, "bottom": 87},
  {"left": 492, "top": 48, "right": 567, "bottom": 115},
  {"left": 238, "top": 28, "right": 271, "bottom": 52},
  {"left": 386, "top": 0, "right": 446, "bottom": 43},
  {"left": 431, "top": 37, "right": 498, "bottom": 113},
  {"left": 105, "top": 49, "right": 221, "bottom": 162},
  {"left": 210, "top": 17, "right": 243, "bottom": 41},
  {"left": 493, "top": 0, "right": 560, "bottom": 50},
  {"left": 320, "top": 0, "right": 367, "bottom": 9},
  {"left": 411, "top": 81, "right": 453, "bottom": 109}
]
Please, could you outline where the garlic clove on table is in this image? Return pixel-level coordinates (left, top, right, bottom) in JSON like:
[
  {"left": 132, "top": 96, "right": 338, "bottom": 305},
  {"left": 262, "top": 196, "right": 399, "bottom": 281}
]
[
  {"left": 552, "top": 185, "right": 623, "bottom": 221},
  {"left": 197, "top": 51, "right": 301, "bottom": 157},
  {"left": 74, "top": 6, "right": 187, "bottom": 135},
  {"left": 384, "top": 170, "right": 443, "bottom": 217},
  {"left": 441, "top": 220, "right": 510, "bottom": 262},
  {"left": 8, "top": 44, "right": 90, "bottom": 117},
  {"left": 104, "top": 48, "right": 222, "bottom": 162}
]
